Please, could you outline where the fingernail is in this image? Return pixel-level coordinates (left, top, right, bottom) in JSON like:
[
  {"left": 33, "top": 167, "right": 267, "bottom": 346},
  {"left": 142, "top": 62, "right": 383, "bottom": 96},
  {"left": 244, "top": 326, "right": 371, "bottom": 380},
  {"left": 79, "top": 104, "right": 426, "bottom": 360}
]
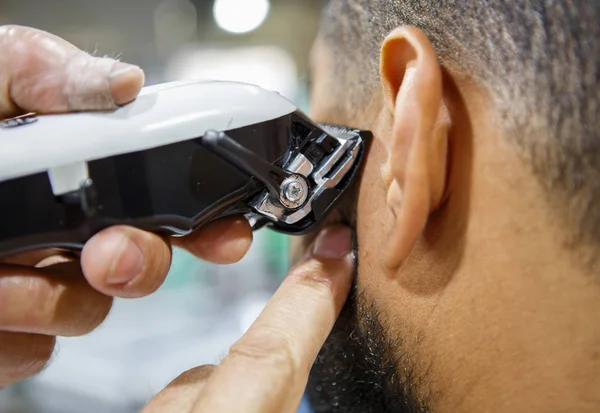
[
  {"left": 107, "top": 235, "right": 144, "bottom": 285},
  {"left": 311, "top": 226, "right": 353, "bottom": 259},
  {"left": 108, "top": 61, "right": 145, "bottom": 105}
]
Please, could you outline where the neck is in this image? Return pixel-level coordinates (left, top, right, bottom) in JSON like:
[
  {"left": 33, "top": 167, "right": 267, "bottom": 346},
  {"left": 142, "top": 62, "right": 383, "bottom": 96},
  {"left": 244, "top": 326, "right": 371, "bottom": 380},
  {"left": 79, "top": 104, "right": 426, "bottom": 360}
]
[{"left": 439, "top": 119, "right": 600, "bottom": 412}]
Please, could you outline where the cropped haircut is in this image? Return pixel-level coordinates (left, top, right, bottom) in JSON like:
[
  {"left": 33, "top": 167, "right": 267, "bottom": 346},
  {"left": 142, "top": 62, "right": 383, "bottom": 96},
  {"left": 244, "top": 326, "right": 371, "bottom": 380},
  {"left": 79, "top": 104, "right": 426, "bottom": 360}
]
[{"left": 321, "top": 1, "right": 600, "bottom": 258}]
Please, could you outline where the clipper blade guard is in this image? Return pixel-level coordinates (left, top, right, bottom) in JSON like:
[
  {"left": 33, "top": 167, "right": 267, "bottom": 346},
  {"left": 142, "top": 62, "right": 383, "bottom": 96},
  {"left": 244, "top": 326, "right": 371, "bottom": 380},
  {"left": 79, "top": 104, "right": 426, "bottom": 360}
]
[{"left": 0, "top": 80, "right": 371, "bottom": 258}]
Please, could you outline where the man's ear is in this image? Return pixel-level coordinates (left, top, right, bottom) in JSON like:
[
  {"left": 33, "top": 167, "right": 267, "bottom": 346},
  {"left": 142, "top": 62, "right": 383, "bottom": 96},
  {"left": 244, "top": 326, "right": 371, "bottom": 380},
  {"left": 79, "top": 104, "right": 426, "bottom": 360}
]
[{"left": 380, "top": 27, "right": 450, "bottom": 269}]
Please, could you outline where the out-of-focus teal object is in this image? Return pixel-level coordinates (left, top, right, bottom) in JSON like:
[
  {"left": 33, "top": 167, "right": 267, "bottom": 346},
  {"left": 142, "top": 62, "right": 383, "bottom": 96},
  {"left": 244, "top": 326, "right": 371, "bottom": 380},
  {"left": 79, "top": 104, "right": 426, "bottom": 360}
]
[
  {"left": 262, "top": 230, "right": 291, "bottom": 278},
  {"left": 163, "top": 228, "right": 291, "bottom": 290},
  {"left": 161, "top": 246, "right": 208, "bottom": 289}
]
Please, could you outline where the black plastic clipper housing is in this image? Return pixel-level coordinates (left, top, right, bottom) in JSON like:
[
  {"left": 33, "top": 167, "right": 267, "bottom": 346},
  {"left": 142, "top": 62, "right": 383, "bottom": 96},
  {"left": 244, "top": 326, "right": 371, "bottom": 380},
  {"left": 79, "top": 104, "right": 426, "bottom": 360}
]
[{"left": 0, "top": 110, "right": 371, "bottom": 258}]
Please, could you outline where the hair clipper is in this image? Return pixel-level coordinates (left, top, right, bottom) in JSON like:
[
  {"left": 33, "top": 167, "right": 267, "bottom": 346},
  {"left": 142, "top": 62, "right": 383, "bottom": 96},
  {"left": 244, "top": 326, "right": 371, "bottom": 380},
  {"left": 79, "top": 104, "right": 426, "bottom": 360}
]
[{"left": 0, "top": 80, "right": 372, "bottom": 258}]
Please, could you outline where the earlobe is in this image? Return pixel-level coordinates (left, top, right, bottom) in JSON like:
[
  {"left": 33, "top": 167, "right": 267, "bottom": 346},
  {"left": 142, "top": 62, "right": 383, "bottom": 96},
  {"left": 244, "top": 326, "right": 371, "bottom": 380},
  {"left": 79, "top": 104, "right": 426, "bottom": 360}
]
[{"left": 379, "top": 27, "right": 450, "bottom": 269}]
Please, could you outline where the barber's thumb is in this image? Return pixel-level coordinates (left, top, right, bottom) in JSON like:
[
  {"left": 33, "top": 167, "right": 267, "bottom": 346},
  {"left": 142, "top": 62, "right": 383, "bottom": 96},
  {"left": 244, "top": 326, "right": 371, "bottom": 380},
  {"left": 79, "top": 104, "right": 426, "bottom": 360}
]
[
  {"left": 58, "top": 54, "right": 145, "bottom": 110},
  {"left": 2, "top": 25, "right": 144, "bottom": 114}
]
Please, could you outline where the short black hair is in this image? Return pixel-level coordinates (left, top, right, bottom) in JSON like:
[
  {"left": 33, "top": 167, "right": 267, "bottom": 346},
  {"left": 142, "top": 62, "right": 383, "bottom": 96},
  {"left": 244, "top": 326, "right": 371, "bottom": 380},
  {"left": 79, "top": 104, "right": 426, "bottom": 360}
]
[{"left": 320, "top": 1, "right": 600, "bottom": 260}]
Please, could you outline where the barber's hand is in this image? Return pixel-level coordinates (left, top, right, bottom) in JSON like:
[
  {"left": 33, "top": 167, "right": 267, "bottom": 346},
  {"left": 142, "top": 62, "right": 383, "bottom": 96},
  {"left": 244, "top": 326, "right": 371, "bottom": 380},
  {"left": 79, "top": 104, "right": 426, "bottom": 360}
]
[
  {"left": 0, "top": 25, "right": 253, "bottom": 388},
  {"left": 143, "top": 226, "right": 354, "bottom": 413}
]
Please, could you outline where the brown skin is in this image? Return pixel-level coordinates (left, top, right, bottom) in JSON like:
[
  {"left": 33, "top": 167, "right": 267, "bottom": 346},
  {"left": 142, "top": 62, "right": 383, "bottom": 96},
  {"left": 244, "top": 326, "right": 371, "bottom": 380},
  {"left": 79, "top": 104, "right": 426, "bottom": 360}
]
[
  {"left": 0, "top": 25, "right": 253, "bottom": 388},
  {"left": 7, "top": 22, "right": 598, "bottom": 412},
  {"left": 137, "top": 26, "right": 600, "bottom": 413},
  {"left": 143, "top": 226, "right": 355, "bottom": 413},
  {"left": 304, "top": 27, "right": 600, "bottom": 412}
]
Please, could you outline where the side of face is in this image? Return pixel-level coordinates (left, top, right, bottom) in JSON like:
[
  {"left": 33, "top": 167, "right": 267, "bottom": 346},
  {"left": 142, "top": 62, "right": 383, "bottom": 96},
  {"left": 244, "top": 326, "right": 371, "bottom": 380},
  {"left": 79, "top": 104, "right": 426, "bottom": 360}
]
[{"left": 304, "top": 28, "right": 600, "bottom": 413}]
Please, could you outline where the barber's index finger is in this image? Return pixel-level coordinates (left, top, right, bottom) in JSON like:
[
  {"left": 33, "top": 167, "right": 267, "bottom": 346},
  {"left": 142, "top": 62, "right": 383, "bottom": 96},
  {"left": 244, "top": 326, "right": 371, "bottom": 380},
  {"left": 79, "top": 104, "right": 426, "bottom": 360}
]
[{"left": 192, "top": 226, "right": 354, "bottom": 413}]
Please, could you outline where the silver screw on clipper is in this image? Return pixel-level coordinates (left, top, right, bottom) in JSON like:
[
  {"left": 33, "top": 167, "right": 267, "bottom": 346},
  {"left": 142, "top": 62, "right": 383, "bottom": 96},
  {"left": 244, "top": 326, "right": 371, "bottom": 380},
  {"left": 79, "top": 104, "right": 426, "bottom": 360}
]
[{"left": 279, "top": 175, "right": 309, "bottom": 209}]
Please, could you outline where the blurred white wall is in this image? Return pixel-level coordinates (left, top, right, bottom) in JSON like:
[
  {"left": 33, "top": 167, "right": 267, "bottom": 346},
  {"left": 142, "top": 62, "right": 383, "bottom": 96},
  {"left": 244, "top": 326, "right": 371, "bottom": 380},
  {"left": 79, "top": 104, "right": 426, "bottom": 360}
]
[{"left": 0, "top": 0, "right": 323, "bottom": 96}]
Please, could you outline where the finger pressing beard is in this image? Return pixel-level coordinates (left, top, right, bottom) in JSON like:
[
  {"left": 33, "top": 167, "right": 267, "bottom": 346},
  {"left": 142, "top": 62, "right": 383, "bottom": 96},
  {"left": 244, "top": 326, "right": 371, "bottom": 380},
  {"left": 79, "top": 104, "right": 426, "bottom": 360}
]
[
  {"left": 142, "top": 365, "right": 216, "bottom": 413},
  {"left": 191, "top": 226, "right": 354, "bottom": 413}
]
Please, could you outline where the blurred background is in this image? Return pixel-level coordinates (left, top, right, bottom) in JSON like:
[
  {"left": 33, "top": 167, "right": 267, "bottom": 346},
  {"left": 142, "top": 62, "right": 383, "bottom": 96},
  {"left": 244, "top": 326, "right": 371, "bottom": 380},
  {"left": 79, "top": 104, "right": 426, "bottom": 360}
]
[{"left": 0, "top": 0, "right": 326, "bottom": 411}]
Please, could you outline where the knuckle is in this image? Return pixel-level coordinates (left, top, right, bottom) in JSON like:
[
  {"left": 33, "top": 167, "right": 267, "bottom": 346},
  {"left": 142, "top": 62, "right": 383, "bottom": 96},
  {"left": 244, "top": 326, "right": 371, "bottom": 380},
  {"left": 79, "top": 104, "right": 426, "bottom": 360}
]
[
  {"left": 169, "top": 365, "right": 216, "bottom": 386},
  {"left": 13, "top": 277, "right": 61, "bottom": 330},
  {"left": 287, "top": 260, "right": 336, "bottom": 295},
  {"left": 0, "top": 274, "right": 59, "bottom": 331},
  {"left": 31, "top": 280, "right": 63, "bottom": 328},
  {"left": 227, "top": 331, "right": 298, "bottom": 379}
]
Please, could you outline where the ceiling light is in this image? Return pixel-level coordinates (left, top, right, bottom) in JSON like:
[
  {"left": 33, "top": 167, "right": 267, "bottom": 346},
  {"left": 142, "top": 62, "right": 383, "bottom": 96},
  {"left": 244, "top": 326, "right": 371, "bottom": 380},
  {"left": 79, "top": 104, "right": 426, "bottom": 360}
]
[{"left": 213, "top": 0, "right": 270, "bottom": 34}]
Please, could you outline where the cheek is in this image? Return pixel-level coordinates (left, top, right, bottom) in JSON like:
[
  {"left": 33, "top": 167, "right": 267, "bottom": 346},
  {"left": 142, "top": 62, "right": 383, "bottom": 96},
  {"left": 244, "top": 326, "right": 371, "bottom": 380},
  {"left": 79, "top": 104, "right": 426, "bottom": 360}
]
[
  {"left": 354, "top": 127, "right": 439, "bottom": 341},
  {"left": 356, "top": 136, "right": 394, "bottom": 290}
]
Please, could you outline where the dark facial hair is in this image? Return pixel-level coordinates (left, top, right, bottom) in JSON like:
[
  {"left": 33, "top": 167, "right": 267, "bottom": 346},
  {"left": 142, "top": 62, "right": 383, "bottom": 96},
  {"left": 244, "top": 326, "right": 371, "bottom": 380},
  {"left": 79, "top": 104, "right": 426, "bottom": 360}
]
[{"left": 306, "top": 267, "right": 432, "bottom": 413}]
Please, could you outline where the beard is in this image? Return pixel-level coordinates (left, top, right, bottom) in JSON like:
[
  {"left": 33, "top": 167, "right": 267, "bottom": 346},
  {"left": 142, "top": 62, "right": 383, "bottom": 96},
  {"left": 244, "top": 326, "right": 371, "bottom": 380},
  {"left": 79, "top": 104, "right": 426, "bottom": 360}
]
[
  {"left": 305, "top": 261, "right": 433, "bottom": 413},
  {"left": 299, "top": 176, "right": 433, "bottom": 412}
]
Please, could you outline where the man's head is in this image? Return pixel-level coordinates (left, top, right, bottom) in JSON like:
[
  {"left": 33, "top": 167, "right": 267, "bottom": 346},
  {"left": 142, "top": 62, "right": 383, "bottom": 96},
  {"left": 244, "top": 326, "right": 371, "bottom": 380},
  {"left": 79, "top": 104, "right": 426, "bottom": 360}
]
[{"left": 297, "top": 1, "right": 600, "bottom": 412}]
